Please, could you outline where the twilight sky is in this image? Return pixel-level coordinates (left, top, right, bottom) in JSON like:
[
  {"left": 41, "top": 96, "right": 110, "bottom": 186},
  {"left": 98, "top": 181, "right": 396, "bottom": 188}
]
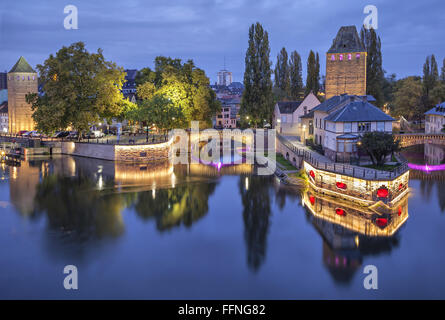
[{"left": 0, "top": 0, "right": 444, "bottom": 83}]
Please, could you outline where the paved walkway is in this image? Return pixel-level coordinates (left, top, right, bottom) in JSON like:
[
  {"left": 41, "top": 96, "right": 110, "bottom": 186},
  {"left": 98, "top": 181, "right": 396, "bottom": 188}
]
[
  {"left": 277, "top": 134, "right": 409, "bottom": 180},
  {"left": 282, "top": 135, "right": 333, "bottom": 164}
]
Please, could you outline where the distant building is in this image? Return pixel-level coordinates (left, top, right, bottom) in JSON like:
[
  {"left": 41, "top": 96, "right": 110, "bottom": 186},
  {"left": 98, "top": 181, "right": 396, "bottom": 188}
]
[
  {"left": 123, "top": 69, "right": 137, "bottom": 102},
  {"left": 273, "top": 92, "right": 320, "bottom": 136},
  {"left": 302, "top": 94, "right": 394, "bottom": 162},
  {"left": 425, "top": 103, "right": 445, "bottom": 134},
  {"left": 215, "top": 96, "right": 240, "bottom": 128},
  {"left": 0, "top": 72, "right": 7, "bottom": 90},
  {"left": 325, "top": 26, "right": 367, "bottom": 99},
  {"left": 217, "top": 69, "right": 232, "bottom": 86},
  {"left": 0, "top": 102, "right": 8, "bottom": 133},
  {"left": 7, "top": 57, "right": 38, "bottom": 133}
]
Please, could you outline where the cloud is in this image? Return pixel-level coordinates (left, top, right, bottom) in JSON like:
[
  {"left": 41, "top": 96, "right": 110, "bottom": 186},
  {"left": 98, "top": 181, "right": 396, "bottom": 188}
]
[{"left": 0, "top": 0, "right": 444, "bottom": 82}]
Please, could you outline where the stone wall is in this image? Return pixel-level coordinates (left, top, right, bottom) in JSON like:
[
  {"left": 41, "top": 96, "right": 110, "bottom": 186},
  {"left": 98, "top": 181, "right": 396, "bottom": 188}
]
[
  {"left": 61, "top": 140, "right": 172, "bottom": 162},
  {"left": 325, "top": 52, "right": 367, "bottom": 99},
  {"left": 61, "top": 142, "right": 116, "bottom": 161},
  {"left": 115, "top": 142, "right": 171, "bottom": 162}
]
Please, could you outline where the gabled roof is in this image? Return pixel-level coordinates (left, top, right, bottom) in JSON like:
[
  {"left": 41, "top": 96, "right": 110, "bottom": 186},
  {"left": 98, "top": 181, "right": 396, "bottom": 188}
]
[
  {"left": 425, "top": 102, "right": 445, "bottom": 116},
  {"left": 9, "top": 56, "right": 36, "bottom": 73},
  {"left": 327, "top": 26, "right": 365, "bottom": 54},
  {"left": 276, "top": 101, "right": 302, "bottom": 114},
  {"left": 324, "top": 101, "right": 394, "bottom": 122}
]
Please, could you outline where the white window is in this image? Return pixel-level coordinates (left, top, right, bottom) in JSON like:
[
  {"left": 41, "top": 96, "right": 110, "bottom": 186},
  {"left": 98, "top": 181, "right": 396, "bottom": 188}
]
[
  {"left": 344, "top": 122, "right": 352, "bottom": 133},
  {"left": 281, "top": 115, "right": 286, "bottom": 123},
  {"left": 377, "top": 122, "right": 385, "bottom": 131}
]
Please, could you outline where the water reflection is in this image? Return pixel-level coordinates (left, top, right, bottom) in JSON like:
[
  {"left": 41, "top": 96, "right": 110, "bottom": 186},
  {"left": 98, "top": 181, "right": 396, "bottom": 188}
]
[
  {"left": 302, "top": 189, "right": 409, "bottom": 284},
  {"left": 238, "top": 175, "right": 273, "bottom": 272},
  {"left": 402, "top": 144, "right": 445, "bottom": 212}
]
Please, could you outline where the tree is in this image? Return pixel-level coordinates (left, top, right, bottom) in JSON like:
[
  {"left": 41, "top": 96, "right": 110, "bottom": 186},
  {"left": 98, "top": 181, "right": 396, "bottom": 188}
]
[
  {"left": 136, "top": 57, "right": 220, "bottom": 128},
  {"left": 441, "top": 58, "right": 445, "bottom": 82},
  {"left": 392, "top": 76, "right": 423, "bottom": 120},
  {"left": 240, "top": 22, "right": 274, "bottom": 128},
  {"left": 361, "top": 27, "right": 384, "bottom": 108},
  {"left": 127, "top": 94, "right": 184, "bottom": 140},
  {"left": 274, "top": 47, "right": 290, "bottom": 97},
  {"left": 360, "top": 132, "right": 400, "bottom": 166},
  {"left": 305, "top": 50, "right": 319, "bottom": 95},
  {"left": 431, "top": 82, "right": 445, "bottom": 105},
  {"left": 289, "top": 50, "right": 303, "bottom": 100},
  {"left": 422, "top": 55, "right": 439, "bottom": 113},
  {"left": 423, "top": 55, "right": 439, "bottom": 96},
  {"left": 26, "top": 42, "right": 127, "bottom": 136}
]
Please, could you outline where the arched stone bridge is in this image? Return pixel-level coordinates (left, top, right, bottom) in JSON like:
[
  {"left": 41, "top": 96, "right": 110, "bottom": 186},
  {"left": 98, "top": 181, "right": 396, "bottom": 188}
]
[{"left": 395, "top": 133, "right": 445, "bottom": 148}]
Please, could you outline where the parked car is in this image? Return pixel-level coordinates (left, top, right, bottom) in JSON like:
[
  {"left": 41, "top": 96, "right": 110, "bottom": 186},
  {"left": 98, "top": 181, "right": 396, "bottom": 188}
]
[
  {"left": 55, "top": 131, "right": 70, "bottom": 138},
  {"left": 22, "top": 131, "right": 35, "bottom": 137},
  {"left": 30, "top": 131, "right": 42, "bottom": 137},
  {"left": 67, "top": 131, "right": 79, "bottom": 139},
  {"left": 18, "top": 130, "right": 29, "bottom": 136},
  {"left": 104, "top": 129, "right": 116, "bottom": 135}
]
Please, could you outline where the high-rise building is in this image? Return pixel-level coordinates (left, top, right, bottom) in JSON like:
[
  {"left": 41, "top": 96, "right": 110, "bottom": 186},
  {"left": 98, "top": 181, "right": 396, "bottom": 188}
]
[
  {"left": 7, "top": 56, "right": 38, "bottom": 133},
  {"left": 217, "top": 69, "right": 232, "bottom": 86},
  {"left": 325, "top": 26, "right": 367, "bottom": 99}
]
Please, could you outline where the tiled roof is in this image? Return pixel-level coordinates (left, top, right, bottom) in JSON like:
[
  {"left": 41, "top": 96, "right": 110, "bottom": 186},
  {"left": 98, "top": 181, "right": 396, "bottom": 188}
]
[
  {"left": 9, "top": 56, "right": 36, "bottom": 73},
  {"left": 324, "top": 101, "right": 394, "bottom": 122},
  {"left": 276, "top": 101, "right": 302, "bottom": 114},
  {"left": 327, "top": 26, "right": 365, "bottom": 54},
  {"left": 425, "top": 102, "right": 445, "bottom": 116},
  {"left": 125, "top": 69, "right": 138, "bottom": 80}
]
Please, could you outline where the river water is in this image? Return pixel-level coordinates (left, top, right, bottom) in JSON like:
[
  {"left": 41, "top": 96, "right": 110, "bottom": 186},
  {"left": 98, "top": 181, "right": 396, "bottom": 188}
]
[{"left": 0, "top": 144, "right": 445, "bottom": 299}]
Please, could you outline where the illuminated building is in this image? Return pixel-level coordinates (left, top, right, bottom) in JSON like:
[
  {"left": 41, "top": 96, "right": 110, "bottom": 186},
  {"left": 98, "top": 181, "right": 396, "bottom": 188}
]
[
  {"left": 302, "top": 189, "right": 409, "bottom": 283},
  {"left": 304, "top": 161, "right": 409, "bottom": 206},
  {"left": 325, "top": 26, "right": 367, "bottom": 99},
  {"left": 7, "top": 57, "right": 38, "bottom": 133}
]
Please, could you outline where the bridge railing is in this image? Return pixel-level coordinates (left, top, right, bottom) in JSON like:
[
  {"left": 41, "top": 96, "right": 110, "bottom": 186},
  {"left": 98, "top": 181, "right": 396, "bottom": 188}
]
[{"left": 277, "top": 134, "right": 409, "bottom": 181}]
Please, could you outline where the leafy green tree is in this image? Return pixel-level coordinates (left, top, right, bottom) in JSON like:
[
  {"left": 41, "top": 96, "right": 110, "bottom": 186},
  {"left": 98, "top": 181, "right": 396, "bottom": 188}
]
[
  {"left": 289, "top": 50, "right": 303, "bottom": 100},
  {"left": 26, "top": 42, "right": 126, "bottom": 136},
  {"left": 305, "top": 50, "right": 319, "bottom": 95},
  {"left": 423, "top": 55, "right": 439, "bottom": 95},
  {"left": 392, "top": 77, "right": 423, "bottom": 120},
  {"left": 135, "top": 58, "right": 219, "bottom": 128},
  {"left": 361, "top": 27, "right": 384, "bottom": 108},
  {"left": 441, "top": 58, "right": 445, "bottom": 82},
  {"left": 431, "top": 82, "right": 445, "bottom": 105},
  {"left": 360, "top": 132, "right": 400, "bottom": 166},
  {"left": 274, "top": 47, "right": 290, "bottom": 97},
  {"left": 240, "top": 22, "right": 274, "bottom": 128}
]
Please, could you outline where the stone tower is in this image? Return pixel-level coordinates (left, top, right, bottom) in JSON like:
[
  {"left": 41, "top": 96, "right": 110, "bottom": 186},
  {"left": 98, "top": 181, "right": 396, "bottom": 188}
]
[
  {"left": 7, "top": 56, "right": 38, "bottom": 133},
  {"left": 325, "top": 26, "right": 367, "bottom": 99}
]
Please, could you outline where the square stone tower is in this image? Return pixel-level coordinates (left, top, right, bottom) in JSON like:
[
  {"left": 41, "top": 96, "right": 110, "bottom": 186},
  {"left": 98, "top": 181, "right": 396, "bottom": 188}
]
[
  {"left": 7, "top": 56, "right": 38, "bottom": 133},
  {"left": 325, "top": 26, "right": 367, "bottom": 99}
]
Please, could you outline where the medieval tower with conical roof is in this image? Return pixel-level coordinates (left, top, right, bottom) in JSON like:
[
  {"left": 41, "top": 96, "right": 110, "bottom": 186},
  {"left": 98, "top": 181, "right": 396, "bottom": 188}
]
[
  {"left": 7, "top": 56, "right": 38, "bottom": 133},
  {"left": 325, "top": 26, "right": 367, "bottom": 99}
]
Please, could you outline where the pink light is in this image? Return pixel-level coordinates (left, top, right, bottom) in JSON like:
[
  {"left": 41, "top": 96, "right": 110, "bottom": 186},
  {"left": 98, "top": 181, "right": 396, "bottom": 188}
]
[
  {"left": 408, "top": 163, "right": 445, "bottom": 172},
  {"left": 217, "top": 162, "right": 222, "bottom": 170}
]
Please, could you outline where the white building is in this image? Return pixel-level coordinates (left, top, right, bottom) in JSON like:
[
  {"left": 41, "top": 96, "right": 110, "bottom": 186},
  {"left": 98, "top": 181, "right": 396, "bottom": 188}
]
[
  {"left": 217, "top": 69, "right": 232, "bottom": 86},
  {"left": 273, "top": 92, "right": 320, "bottom": 137},
  {"left": 425, "top": 103, "right": 445, "bottom": 134},
  {"left": 301, "top": 94, "right": 394, "bottom": 162},
  {"left": 0, "top": 101, "right": 8, "bottom": 133}
]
